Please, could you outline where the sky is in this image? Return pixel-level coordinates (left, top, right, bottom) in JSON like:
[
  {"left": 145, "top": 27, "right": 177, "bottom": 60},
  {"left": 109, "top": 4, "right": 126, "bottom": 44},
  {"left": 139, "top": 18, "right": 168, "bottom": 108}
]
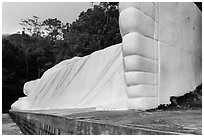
[{"left": 2, "top": 2, "right": 91, "bottom": 34}]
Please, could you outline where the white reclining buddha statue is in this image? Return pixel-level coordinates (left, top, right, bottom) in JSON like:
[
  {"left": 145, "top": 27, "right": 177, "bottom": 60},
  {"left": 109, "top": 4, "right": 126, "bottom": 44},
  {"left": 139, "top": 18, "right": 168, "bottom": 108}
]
[{"left": 11, "top": 2, "right": 202, "bottom": 110}]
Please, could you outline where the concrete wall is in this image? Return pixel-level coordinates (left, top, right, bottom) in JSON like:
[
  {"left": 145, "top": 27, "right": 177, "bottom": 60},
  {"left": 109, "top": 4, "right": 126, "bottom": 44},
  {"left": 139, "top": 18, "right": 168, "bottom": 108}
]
[{"left": 9, "top": 110, "right": 178, "bottom": 135}]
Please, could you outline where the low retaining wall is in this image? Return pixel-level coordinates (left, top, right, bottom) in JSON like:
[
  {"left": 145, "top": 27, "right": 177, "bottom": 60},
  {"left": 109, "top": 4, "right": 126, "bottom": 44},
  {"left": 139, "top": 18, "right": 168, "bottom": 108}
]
[
  {"left": 9, "top": 109, "right": 201, "bottom": 135},
  {"left": 9, "top": 111, "right": 171, "bottom": 135}
]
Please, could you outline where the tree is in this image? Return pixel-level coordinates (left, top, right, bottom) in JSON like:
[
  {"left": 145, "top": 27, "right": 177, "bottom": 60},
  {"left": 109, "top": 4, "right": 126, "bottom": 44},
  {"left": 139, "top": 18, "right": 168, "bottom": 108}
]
[
  {"left": 42, "top": 18, "right": 65, "bottom": 41},
  {"left": 2, "top": 39, "right": 27, "bottom": 112},
  {"left": 20, "top": 16, "right": 58, "bottom": 77},
  {"left": 20, "top": 15, "right": 43, "bottom": 37},
  {"left": 2, "top": 32, "right": 55, "bottom": 112},
  {"left": 62, "top": 2, "right": 121, "bottom": 58},
  {"left": 5, "top": 33, "right": 32, "bottom": 80}
]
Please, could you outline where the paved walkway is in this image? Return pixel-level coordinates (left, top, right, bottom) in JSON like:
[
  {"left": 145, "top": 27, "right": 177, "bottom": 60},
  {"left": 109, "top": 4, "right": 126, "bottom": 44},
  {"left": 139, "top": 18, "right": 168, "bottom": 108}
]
[{"left": 2, "top": 113, "right": 23, "bottom": 135}]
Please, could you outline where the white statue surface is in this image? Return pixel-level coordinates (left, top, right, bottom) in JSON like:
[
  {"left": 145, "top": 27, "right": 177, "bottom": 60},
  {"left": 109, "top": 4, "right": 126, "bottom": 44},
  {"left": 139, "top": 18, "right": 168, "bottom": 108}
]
[{"left": 11, "top": 2, "right": 202, "bottom": 111}]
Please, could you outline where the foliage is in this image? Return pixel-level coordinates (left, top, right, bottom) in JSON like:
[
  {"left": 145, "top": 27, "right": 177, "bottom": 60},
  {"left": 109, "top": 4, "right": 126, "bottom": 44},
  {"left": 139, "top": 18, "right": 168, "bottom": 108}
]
[
  {"left": 2, "top": 39, "right": 27, "bottom": 112},
  {"left": 20, "top": 16, "right": 43, "bottom": 37},
  {"left": 42, "top": 18, "right": 67, "bottom": 41},
  {"left": 63, "top": 2, "right": 121, "bottom": 57}
]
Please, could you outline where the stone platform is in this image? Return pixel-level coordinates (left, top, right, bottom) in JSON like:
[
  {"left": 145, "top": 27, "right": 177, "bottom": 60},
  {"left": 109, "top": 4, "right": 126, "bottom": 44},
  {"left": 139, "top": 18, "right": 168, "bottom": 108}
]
[{"left": 9, "top": 108, "right": 202, "bottom": 135}]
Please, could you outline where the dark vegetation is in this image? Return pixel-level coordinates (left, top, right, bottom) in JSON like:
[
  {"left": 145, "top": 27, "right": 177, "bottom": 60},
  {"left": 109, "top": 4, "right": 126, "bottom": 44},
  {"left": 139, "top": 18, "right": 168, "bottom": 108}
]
[
  {"left": 2, "top": 2, "right": 202, "bottom": 112},
  {"left": 2, "top": 2, "right": 121, "bottom": 112},
  {"left": 157, "top": 84, "right": 202, "bottom": 110}
]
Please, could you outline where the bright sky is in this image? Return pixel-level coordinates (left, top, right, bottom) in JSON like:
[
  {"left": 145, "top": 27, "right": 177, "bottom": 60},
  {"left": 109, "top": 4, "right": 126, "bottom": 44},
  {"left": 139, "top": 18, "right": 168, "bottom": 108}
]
[{"left": 2, "top": 2, "right": 91, "bottom": 34}]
